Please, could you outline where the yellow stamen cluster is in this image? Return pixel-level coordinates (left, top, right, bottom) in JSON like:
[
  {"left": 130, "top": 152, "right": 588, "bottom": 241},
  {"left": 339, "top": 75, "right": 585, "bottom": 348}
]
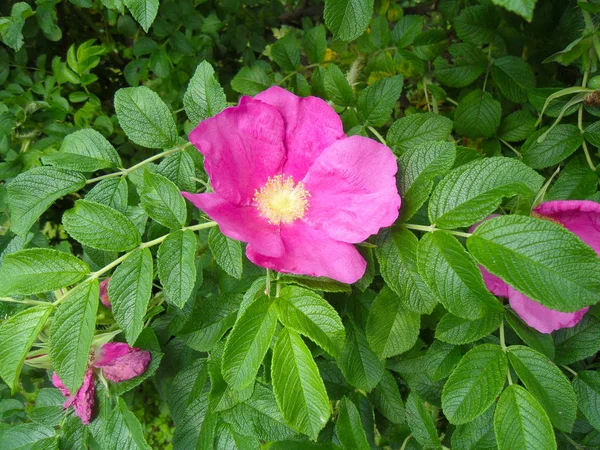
[{"left": 253, "top": 175, "right": 311, "bottom": 225}]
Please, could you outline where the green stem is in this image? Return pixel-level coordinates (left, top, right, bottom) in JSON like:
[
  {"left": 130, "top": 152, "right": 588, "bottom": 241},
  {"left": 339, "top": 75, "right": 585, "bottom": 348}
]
[
  {"left": 0, "top": 297, "right": 52, "bottom": 306},
  {"left": 562, "top": 365, "right": 579, "bottom": 377},
  {"left": 499, "top": 139, "right": 522, "bottom": 158},
  {"left": 54, "top": 221, "right": 218, "bottom": 306},
  {"left": 367, "top": 126, "right": 387, "bottom": 146},
  {"left": 402, "top": 223, "right": 472, "bottom": 238},
  {"left": 581, "top": 0, "right": 600, "bottom": 63},
  {"left": 423, "top": 78, "right": 431, "bottom": 112},
  {"left": 499, "top": 320, "right": 507, "bottom": 350},
  {"left": 266, "top": 269, "right": 272, "bottom": 297},
  {"left": 578, "top": 66, "right": 597, "bottom": 171},
  {"left": 399, "top": 434, "right": 413, "bottom": 450},
  {"left": 482, "top": 44, "right": 493, "bottom": 91},
  {"left": 85, "top": 142, "right": 193, "bottom": 185},
  {"left": 277, "top": 63, "right": 320, "bottom": 86}
]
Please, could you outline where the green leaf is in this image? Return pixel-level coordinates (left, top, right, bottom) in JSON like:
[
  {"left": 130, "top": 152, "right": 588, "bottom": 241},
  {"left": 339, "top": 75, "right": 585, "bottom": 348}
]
[
  {"left": 454, "top": 5, "right": 499, "bottom": 45},
  {"left": 0, "top": 423, "right": 56, "bottom": 450},
  {"left": 124, "top": 0, "right": 158, "bottom": 32},
  {"left": 442, "top": 344, "right": 507, "bottom": 424},
  {"left": 454, "top": 90, "right": 501, "bottom": 138},
  {"left": 426, "top": 341, "right": 462, "bottom": 382},
  {"left": 429, "top": 157, "right": 544, "bottom": 228},
  {"left": 507, "top": 345, "right": 576, "bottom": 432},
  {"left": 324, "top": 64, "right": 355, "bottom": 107},
  {"left": 370, "top": 370, "right": 405, "bottom": 424},
  {"left": 49, "top": 280, "right": 99, "bottom": 393},
  {"left": 335, "top": 397, "right": 369, "bottom": 450},
  {"left": 491, "top": 0, "right": 537, "bottom": 21},
  {"left": 324, "top": 0, "right": 374, "bottom": 42},
  {"left": 271, "top": 34, "right": 300, "bottom": 71},
  {"left": 436, "top": 311, "right": 503, "bottom": 345},
  {"left": 86, "top": 178, "right": 128, "bottom": 213},
  {"left": 272, "top": 328, "right": 331, "bottom": 440},
  {"left": 42, "top": 129, "right": 121, "bottom": 172},
  {"left": 467, "top": 215, "right": 600, "bottom": 312},
  {"left": 357, "top": 75, "right": 403, "bottom": 126},
  {"left": 0, "top": 248, "right": 89, "bottom": 296},
  {"left": 157, "top": 230, "right": 196, "bottom": 308},
  {"left": 451, "top": 406, "right": 496, "bottom": 450},
  {"left": 397, "top": 141, "right": 456, "bottom": 220},
  {"left": 105, "top": 398, "right": 153, "bottom": 449},
  {"left": 339, "top": 322, "right": 384, "bottom": 391},
  {"left": 521, "top": 124, "right": 583, "bottom": 169},
  {"left": 139, "top": 170, "right": 187, "bottom": 229},
  {"left": 8, "top": 167, "right": 86, "bottom": 237},
  {"left": 63, "top": 200, "right": 141, "bottom": 251},
  {"left": 208, "top": 227, "right": 243, "bottom": 279},
  {"left": 231, "top": 66, "right": 272, "bottom": 96},
  {"left": 375, "top": 229, "right": 438, "bottom": 314},
  {"left": 0, "top": 3, "right": 33, "bottom": 51},
  {"left": 494, "top": 385, "right": 556, "bottom": 450},
  {"left": 280, "top": 274, "right": 351, "bottom": 293},
  {"left": 114, "top": 86, "right": 178, "bottom": 149},
  {"left": 304, "top": 25, "right": 327, "bottom": 64},
  {"left": 505, "top": 308, "right": 555, "bottom": 360},
  {"left": 222, "top": 295, "right": 277, "bottom": 391},
  {"left": 555, "top": 315, "right": 600, "bottom": 364},
  {"left": 573, "top": 371, "right": 600, "bottom": 430},
  {"left": 387, "top": 113, "right": 454, "bottom": 154},
  {"left": 391, "top": 15, "right": 424, "bottom": 48},
  {"left": 365, "top": 286, "right": 420, "bottom": 359},
  {"left": 497, "top": 110, "right": 536, "bottom": 142},
  {"left": 417, "top": 232, "right": 502, "bottom": 319},
  {"left": 156, "top": 151, "right": 196, "bottom": 193},
  {"left": 275, "top": 285, "right": 345, "bottom": 358},
  {"left": 108, "top": 248, "right": 153, "bottom": 345},
  {"left": 547, "top": 166, "right": 598, "bottom": 201},
  {"left": 183, "top": 61, "right": 226, "bottom": 124},
  {"left": 434, "top": 43, "right": 487, "bottom": 88},
  {"left": 412, "top": 28, "right": 447, "bottom": 61},
  {"left": 406, "top": 392, "right": 441, "bottom": 448},
  {"left": 0, "top": 305, "right": 53, "bottom": 392},
  {"left": 491, "top": 56, "right": 536, "bottom": 103}
]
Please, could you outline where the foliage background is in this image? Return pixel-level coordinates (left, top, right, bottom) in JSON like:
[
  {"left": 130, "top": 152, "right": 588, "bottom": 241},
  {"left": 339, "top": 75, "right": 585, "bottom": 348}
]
[{"left": 2, "top": 0, "right": 600, "bottom": 448}]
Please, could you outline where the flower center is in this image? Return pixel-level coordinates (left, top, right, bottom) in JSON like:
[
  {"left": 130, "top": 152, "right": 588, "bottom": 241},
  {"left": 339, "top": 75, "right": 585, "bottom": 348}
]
[{"left": 253, "top": 175, "right": 311, "bottom": 225}]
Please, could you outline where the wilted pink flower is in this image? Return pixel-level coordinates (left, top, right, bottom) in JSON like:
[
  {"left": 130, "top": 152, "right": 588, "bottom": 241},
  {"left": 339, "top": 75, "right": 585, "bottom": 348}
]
[
  {"left": 182, "top": 87, "right": 400, "bottom": 283},
  {"left": 52, "top": 342, "right": 151, "bottom": 424},
  {"left": 473, "top": 200, "right": 600, "bottom": 333},
  {"left": 99, "top": 278, "right": 111, "bottom": 309}
]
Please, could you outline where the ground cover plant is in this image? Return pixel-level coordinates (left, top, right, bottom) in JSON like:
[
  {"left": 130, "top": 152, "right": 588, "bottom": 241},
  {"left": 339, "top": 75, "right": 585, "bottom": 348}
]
[{"left": 2, "top": 0, "right": 600, "bottom": 448}]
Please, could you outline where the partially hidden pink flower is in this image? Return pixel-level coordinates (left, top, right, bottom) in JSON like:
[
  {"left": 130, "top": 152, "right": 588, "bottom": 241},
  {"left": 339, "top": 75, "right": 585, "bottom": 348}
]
[
  {"left": 99, "top": 278, "right": 111, "bottom": 309},
  {"left": 182, "top": 86, "right": 401, "bottom": 283},
  {"left": 52, "top": 342, "right": 151, "bottom": 424},
  {"left": 472, "top": 200, "right": 600, "bottom": 333}
]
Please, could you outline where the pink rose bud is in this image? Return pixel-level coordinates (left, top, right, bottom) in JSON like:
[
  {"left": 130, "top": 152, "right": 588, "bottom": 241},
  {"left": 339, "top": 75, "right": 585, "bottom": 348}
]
[
  {"left": 93, "top": 342, "right": 151, "bottom": 383},
  {"left": 52, "top": 369, "right": 95, "bottom": 425},
  {"left": 99, "top": 278, "right": 111, "bottom": 309}
]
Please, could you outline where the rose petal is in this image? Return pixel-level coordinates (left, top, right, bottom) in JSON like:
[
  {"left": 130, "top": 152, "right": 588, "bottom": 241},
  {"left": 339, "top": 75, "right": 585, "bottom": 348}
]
[
  {"left": 188, "top": 96, "right": 286, "bottom": 205},
  {"left": 508, "top": 287, "right": 589, "bottom": 334},
  {"left": 93, "top": 342, "right": 131, "bottom": 366},
  {"left": 99, "top": 278, "right": 111, "bottom": 309},
  {"left": 535, "top": 200, "right": 600, "bottom": 254},
  {"left": 254, "top": 86, "right": 345, "bottom": 180},
  {"left": 246, "top": 221, "right": 366, "bottom": 284},
  {"left": 301, "top": 135, "right": 400, "bottom": 243},
  {"left": 94, "top": 345, "right": 151, "bottom": 383},
  {"left": 53, "top": 369, "right": 95, "bottom": 425},
  {"left": 181, "top": 192, "right": 284, "bottom": 257}
]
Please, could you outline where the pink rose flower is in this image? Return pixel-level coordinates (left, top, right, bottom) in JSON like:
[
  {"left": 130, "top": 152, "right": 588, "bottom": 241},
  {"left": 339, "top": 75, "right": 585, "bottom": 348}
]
[
  {"left": 99, "top": 278, "right": 111, "bottom": 309},
  {"left": 472, "top": 200, "right": 600, "bottom": 333},
  {"left": 182, "top": 87, "right": 401, "bottom": 283},
  {"left": 52, "top": 342, "right": 151, "bottom": 424}
]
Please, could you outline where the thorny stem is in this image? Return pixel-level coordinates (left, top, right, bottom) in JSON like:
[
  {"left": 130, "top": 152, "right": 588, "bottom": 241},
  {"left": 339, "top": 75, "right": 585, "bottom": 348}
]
[
  {"left": 51, "top": 221, "right": 218, "bottom": 306},
  {"left": 367, "top": 126, "right": 387, "bottom": 146},
  {"left": 85, "top": 142, "right": 193, "bottom": 185},
  {"left": 402, "top": 223, "right": 472, "bottom": 238}
]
